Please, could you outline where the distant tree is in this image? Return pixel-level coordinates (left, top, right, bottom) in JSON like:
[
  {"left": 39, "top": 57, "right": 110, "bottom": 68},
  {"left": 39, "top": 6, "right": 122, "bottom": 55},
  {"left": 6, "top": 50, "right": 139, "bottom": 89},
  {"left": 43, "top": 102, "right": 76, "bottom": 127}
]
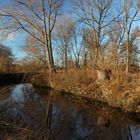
[
  {"left": 15, "top": 56, "right": 43, "bottom": 72},
  {"left": 107, "top": 20, "right": 125, "bottom": 76},
  {"left": 24, "top": 35, "right": 47, "bottom": 68},
  {"left": 70, "top": 28, "right": 84, "bottom": 68},
  {"left": 0, "top": 44, "right": 14, "bottom": 72},
  {"left": 129, "top": 27, "right": 140, "bottom": 66},
  {"left": 55, "top": 17, "right": 84, "bottom": 69},
  {"left": 54, "top": 17, "right": 74, "bottom": 69},
  {"left": 82, "top": 28, "right": 98, "bottom": 67}
]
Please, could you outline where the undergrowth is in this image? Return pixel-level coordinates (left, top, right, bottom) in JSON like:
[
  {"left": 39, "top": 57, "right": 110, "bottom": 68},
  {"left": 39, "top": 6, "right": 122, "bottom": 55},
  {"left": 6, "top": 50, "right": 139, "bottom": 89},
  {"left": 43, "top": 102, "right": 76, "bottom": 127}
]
[{"left": 32, "top": 68, "right": 140, "bottom": 112}]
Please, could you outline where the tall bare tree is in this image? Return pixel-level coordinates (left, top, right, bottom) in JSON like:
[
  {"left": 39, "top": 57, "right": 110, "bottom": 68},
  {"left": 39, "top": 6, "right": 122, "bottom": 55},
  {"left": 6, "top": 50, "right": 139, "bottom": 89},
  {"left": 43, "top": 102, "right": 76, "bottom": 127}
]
[
  {"left": 107, "top": 20, "right": 125, "bottom": 76},
  {"left": 70, "top": 28, "right": 84, "bottom": 68},
  {"left": 122, "top": 0, "right": 140, "bottom": 76},
  {"left": 0, "top": 0, "right": 63, "bottom": 73},
  {"left": 129, "top": 27, "right": 140, "bottom": 65},
  {"left": 54, "top": 17, "right": 74, "bottom": 69},
  {"left": 73, "top": 0, "right": 120, "bottom": 69}
]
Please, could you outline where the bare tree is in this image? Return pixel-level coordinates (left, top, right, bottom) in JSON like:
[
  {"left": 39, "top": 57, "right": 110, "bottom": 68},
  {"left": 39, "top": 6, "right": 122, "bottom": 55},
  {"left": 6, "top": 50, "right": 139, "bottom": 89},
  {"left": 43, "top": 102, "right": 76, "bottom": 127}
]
[
  {"left": 73, "top": 0, "right": 120, "bottom": 69},
  {"left": 107, "top": 20, "right": 125, "bottom": 77},
  {"left": 82, "top": 28, "right": 98, "bottom": 67},
  {"left": 122, "top": 0, "right": 140, "bottom": 76},
  {"left": 70, "top": 28, "right": 84, "bottom": 68},
  {"left": 54, "top": 17, "right": 74, "bottom": 69},
  {"left": 24, "top": 35, "right": 47, "bottom": 68},
  {"left": 0, "top": 0, "right": 64, "bottom": 73},
  {"left": 129, "top": 27, "right": 140, "bottom": 66},
  {"left": 0, "top": 44, "right": 14, "bottom": 72}
]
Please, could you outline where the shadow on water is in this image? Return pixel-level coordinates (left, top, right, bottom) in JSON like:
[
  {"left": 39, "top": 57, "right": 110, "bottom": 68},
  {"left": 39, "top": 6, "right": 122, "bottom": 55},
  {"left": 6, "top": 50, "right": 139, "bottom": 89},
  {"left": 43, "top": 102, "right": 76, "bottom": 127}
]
[{"left": 0, "top": 84, "right": 140, "bottom": 140}]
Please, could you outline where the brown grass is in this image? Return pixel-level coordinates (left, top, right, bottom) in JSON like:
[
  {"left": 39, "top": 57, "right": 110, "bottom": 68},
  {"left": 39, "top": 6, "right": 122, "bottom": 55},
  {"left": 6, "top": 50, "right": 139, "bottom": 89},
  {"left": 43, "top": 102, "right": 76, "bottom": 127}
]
[
  {"left": 96, "top": 70, "right": 140, "bottom": 112},
  {"left": 32, "top": 68, "right": 140, "bottom": 112}
]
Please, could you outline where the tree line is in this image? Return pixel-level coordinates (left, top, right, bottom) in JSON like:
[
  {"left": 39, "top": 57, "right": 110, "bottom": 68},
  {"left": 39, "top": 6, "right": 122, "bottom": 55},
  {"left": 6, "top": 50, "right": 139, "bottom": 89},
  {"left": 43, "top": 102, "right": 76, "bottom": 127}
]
[
  {"left": 0, "top": 0, "right": 140, "bottom": 76},
  {"left": 0, "top": 44, "right": 14, "bottom": 72}
]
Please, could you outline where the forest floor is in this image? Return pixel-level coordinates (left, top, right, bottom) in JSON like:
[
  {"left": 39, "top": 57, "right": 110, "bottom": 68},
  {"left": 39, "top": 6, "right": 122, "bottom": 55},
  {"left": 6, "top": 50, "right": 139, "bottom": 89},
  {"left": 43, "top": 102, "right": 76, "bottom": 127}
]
[{"left": 32, "top": 68, "right": 140, "bottom": 113}]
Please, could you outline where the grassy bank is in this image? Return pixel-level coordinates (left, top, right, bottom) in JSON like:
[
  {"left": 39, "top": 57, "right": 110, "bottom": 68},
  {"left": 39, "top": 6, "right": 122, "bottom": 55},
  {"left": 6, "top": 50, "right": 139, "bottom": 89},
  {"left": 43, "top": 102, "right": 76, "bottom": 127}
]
[{"left": 32, "top": 68, "right": 140, "bottom": 113}]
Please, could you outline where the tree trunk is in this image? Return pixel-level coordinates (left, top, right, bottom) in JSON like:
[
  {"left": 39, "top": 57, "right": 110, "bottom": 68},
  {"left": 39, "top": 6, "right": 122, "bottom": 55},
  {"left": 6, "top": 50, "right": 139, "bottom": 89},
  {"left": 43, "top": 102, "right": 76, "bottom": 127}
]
[
  {"left": 126, "top": 41, "right": 130, "bottom": 76},
  {"left": 42, "top": 0, "right": 56, "bottom": 73},
  {"left": 48, "top": 34, "right": 56, "bottom": 73},
  {"left": 64, "top": 45, "right": 68, "bottom": 70}
]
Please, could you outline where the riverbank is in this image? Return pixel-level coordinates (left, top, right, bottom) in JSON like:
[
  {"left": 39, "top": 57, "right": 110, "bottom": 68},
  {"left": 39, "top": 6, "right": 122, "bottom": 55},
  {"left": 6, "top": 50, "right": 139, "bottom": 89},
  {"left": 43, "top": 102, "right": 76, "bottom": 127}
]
[
  {"left": 31, "top": 68, "right": 140, "bottom": 113},
  {"left": 1, "top": 83, "right": 140, "bottom": 139}
]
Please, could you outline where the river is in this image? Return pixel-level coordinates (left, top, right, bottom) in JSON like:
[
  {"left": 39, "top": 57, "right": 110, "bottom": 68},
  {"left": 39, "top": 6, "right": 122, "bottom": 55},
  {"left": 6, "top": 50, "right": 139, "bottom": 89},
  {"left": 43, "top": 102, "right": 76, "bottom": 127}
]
[{"left": 0, "top": 83, "right": 140, "bottom": 140}]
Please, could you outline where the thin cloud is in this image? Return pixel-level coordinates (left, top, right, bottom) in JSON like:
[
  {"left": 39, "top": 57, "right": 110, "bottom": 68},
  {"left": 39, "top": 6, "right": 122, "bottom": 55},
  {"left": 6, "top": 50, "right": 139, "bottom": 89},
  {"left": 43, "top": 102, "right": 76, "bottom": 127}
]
[{"left": 6, "top": 32, "right": 18, "bottom": 41}]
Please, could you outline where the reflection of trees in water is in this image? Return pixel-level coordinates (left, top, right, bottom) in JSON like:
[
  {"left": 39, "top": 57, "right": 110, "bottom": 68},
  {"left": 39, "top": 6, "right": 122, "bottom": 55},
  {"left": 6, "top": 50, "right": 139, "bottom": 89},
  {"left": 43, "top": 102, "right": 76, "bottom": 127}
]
[
  {"left": 48, "top": 96, "right": 140, "bottom": 140},
  {"left": 0, "top": 85, "right": 13, "bottom": 101},
  {"left": 0, "top": 84, "right": 140, "bottom": 139},
  {"left": 0, "top": 85, "right": 53, "bottom": 139}
]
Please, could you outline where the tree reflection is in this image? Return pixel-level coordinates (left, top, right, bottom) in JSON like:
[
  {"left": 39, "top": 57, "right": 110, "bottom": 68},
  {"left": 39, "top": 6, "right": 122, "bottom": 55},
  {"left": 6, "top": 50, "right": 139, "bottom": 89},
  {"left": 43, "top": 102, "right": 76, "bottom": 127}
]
[{"left": 0, "top": 84, "right": 140, "bottom": 139}]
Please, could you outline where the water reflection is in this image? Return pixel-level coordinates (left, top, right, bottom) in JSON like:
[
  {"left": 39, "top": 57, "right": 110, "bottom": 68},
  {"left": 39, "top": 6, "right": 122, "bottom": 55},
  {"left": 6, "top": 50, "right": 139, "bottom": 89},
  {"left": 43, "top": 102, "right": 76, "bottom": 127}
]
[{"left": 0, "top": 84, "right": 140, "bottom": 139}]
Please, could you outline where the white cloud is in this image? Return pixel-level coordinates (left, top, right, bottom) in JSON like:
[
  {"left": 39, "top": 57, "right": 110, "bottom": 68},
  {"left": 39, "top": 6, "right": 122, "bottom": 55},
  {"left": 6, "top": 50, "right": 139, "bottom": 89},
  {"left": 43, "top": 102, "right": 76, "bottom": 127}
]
[{"left": 6, "top": 32, "right": 18, "bottom": 41}]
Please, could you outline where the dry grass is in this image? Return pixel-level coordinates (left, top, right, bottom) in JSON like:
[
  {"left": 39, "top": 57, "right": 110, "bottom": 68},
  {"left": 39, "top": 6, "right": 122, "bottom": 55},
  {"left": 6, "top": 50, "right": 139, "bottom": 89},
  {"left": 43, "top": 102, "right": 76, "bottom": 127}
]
[
  {"left": 0, "top": 86, "right": 11, "bottom": 101},
  {"left": 32, "top": 68, "right": 97, "bottom": 92},
  {"left": 32, "top": 68, "right": 140, "bottom": 112},
  {"left": 96, "top": 70, "right": 140, "bottom": 112}
]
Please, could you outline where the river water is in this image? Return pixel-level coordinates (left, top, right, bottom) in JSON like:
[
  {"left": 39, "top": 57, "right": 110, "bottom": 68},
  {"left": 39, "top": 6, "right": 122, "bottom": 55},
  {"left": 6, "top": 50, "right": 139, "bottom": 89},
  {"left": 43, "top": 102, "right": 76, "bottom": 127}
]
[{"left": 0, "top": 84, "right": 140, "bottom": 140}]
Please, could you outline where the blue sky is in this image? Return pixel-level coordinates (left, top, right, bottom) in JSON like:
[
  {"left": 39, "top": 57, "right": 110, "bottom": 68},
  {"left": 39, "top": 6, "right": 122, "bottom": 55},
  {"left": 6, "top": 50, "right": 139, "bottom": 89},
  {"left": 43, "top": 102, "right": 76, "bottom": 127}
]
[
  {"left": 0, "top": 0, "right": 71, "bottom": 60},
  {"left": 0, "top": 0, "right": 139, "bottom": 60},
  {"left": 0, "top": 0, "right": 72, "bottom": 60},
  {"left": 0, "top": 0, "right": 27, "bottom": 59},
  {"left": 2, "top": 23, "right": 139, "bottom": 59},
  {"left": 1, "top": 32, "right": 27, "bottom": 59}
]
